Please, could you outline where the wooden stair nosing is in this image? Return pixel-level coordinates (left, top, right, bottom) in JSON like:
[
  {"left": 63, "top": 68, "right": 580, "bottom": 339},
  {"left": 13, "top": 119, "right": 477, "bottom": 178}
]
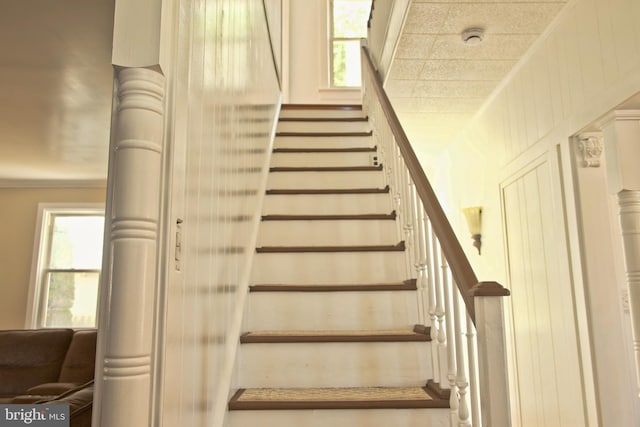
[
  {"left": 426, "top": 380, "right": 451, "bottom": 401},
  {"left": 265, "top": 186, "right": 389, "bottom": 195},
  {"left": 249, "top": 279, "right": 417, "bottom": 292},
  {"left": 278, "top": 117, "right": 369, "bottom": 123},
  {"left": 281, "top": 104, "right": 362, "bottom": 111},
  {"left": 269, "top": 165, "right": 382, "bottom": 172},
  {"left": 255, "top": 242, "right": 405, "bottom": 253},
  {"left": 240, "top": 326, "right": 431, "bottom": 344},
  {"left": 261, "top": 211, "right": 396, "bottom": 221},
  {"left": 272, "top": 146, "right": 377, "bottom": 153},
  {"left": 276, "top": 131, "right": 373, "bottom": 137},
  {"left": 228, "top": 388, "right": 449, "bottom": 411}
]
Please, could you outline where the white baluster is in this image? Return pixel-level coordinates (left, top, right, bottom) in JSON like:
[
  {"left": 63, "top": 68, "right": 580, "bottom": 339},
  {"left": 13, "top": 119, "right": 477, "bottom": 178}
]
[
  {"left": 466, "top": 313, "right": 482, "bottom": 427},
  {"left": 453, "top": 286, "right": 471, "bottom": 426},
  {"left": 433, "top": 231, "right": 448, "bottom": 386},
  {"left": 401, "top": 166, "right": 414, "bottom": 278},
  {"left": 425, "top": 219, "right": 440, "bottom": 385},
  {"left": 440, "top": 255, "right": 458, "bottom": 425},
  {"left": 414, "top": 198, "right": 428, "bottom": 326}
]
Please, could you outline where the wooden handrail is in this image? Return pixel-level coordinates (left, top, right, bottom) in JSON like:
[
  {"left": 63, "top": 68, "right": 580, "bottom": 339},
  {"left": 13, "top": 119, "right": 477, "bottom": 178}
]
[{"left": 361, "top": 44, "right": 478, "bottom": 323}]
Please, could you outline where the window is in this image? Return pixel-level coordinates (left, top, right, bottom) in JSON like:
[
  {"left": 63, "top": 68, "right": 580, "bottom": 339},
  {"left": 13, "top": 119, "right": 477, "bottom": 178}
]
[
  {"left": 330, "top": 0, "right": 372, "bottom": 87},
  {"left": 27, "top": 205, "right": 105, "bottom": 328}
]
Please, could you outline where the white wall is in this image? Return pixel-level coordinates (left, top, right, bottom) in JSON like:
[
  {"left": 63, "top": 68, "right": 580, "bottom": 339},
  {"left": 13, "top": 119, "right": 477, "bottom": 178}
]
[
  {"left": 430, "top": 0, "right": 640, "bottom": 425},
  {"left": 0, "top": 187, "right": 106, "bottom": 329},
  {"left": 287, "top": 0, "right": 362, "bottom": 104}
]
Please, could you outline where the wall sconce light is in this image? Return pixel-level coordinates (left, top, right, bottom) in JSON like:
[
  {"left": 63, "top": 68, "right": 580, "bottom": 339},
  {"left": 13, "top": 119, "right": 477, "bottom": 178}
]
[{"left": 462, "top": 206, "right": 482, "bottom": 255}]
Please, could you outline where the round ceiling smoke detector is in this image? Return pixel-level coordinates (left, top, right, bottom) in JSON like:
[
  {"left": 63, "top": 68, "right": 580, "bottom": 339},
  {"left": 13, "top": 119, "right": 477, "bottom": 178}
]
[{"left": 461, "top": 28, "right": 484, "bottom": 45}]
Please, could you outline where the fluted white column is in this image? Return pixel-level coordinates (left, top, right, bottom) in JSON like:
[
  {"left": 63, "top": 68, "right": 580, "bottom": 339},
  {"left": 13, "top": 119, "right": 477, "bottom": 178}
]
[
  {"left": 95, "top": 67, "right": 165, "bottom": 427},
  {"left": 602, "top": 110, "right": 640, "bottom": 398}
]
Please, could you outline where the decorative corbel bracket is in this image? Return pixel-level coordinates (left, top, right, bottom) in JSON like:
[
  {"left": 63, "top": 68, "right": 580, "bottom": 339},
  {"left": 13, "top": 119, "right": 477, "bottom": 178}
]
[{"left": 577, "top": 132, "right": 603, "bottom": 167}]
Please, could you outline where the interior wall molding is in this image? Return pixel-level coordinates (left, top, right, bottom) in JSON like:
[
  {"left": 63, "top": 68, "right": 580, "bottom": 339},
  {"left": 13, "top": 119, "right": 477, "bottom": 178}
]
[{"left": 0, "top": 179, "right": 107, "bottom": 189}]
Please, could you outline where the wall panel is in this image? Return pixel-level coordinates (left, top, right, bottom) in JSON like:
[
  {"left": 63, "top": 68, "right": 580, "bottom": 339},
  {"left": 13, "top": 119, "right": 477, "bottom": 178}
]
[
  {"left": 502, "top": 156, "right": 586, "bottom": 427},
  {"left": 159, "top": 1, "right": 280, "bottom": 426}
]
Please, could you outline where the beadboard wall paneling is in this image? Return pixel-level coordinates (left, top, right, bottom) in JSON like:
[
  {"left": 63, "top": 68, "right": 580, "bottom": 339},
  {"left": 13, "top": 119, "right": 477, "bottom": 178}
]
[
  {"left": 159, "top": 1, "right": 280, "bottom": 426},
  {"left": 502, "top": 156, "right": 586, "bottom": 427},
  {"left": 433, "top": 0, "right": 640, "bottom": 425}
]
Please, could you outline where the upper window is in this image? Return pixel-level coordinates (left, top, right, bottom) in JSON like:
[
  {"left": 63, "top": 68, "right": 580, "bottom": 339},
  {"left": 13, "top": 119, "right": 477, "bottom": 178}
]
[
  {"left": 330, "top": 0, "right": 372, "bottom": 87},
  {"left": 28, "top": 205, "right": 105, "bottom": 328}
]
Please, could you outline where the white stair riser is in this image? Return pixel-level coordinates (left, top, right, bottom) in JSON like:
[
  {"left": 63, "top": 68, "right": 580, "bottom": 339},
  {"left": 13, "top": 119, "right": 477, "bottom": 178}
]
[
  {"left": 275, "top": 135, "right": 373, "bottom": 149},
  {"left": 227, "top": 409, "right": 449, "bottom": 427},
  {"left": 277, "top": 120, "right": 370, "bottom": 133},
  {"left": 267, "top": 170, "right": 385, "bottom": 190},
  {"left": 262, "top": 193, "right": 392, "bottom": 215},
  {"left": 279, "top": 109, "right": 364, "bottom": 119},
  {"left": 251, "top": 252, "right": 406, "bottom": 285},
  {"left": 270, "top": 152, "right": 377, "bottom": 168},
  {"left": 258, "top": 220, "right": 398, "bottom": 246},
  {"left": 245, "top": 291, "right": 418, "bottom": 331},
  {"left": 238, "top": 341, "right": 432, "bottom": 388}
]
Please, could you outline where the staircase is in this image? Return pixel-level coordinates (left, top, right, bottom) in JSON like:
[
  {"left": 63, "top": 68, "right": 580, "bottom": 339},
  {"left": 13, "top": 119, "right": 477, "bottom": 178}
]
[{"left": 227, "top": 104, "right": 450, "bottom": 427}]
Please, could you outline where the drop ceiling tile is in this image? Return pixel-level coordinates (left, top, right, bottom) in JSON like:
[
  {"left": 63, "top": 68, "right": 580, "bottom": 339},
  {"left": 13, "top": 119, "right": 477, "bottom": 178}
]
[
  {"left": 413, "top": 80, "right": 497, "bottom": 98},
  {"left": 387, "top": 59, "right": 425, "bottom": 80},
  {"left": 403, "top": 3, "right": 450, "bottom": 34},
  {"left": 392, "top": 97, "right": 484, "bottom": 113},
  {"left": 419, "top": 59, "right": 516, "bottom": 81},
  {"left": 430, "top": 34, "right": 538, "bottom": 60},
  {"left": 384, "top": 79, "right": 418, "bottom": 97},
  {"left": 391, "top": 97, "right": 422, "bottom": 113},
  {"left": 416, "top": 97, "right": 485, "bottom": 113},
  {"left": 413, "top": 0, "right": 565, "bottom": 2},
  {"left": 441, "top": 3, "right": 567, "bottom": 34},
  {"left": 395, "top": 34, "right": 438, "bottom": 59}
]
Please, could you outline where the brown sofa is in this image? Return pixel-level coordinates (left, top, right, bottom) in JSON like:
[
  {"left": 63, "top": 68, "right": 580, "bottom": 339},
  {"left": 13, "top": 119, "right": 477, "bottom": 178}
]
[{"left": 0, "top": 328, "right": 96, "bottom": 426}]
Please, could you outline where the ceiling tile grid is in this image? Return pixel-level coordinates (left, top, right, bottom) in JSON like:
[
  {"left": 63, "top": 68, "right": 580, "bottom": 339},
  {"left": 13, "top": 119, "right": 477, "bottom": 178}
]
[{"left": 384, "top": 0, "right": 568, "bottom": 152}]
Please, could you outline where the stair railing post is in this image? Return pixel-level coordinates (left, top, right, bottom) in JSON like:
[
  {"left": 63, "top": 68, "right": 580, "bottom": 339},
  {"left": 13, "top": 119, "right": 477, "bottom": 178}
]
[{"left": 470, "top": 282, "right": 511, "bottom": 427}]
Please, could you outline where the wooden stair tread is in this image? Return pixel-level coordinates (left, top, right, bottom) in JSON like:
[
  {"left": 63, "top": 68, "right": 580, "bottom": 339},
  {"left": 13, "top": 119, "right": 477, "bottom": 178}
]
[
  {"left": 276, "top": 131, "right": 373, "bottom": 137},
  {"left": 281, "top": 104, "right": 362, "bottom": 110},
  {"left": 272, "top": 147, "right": 376, "bottom": 153},
  {"left": 256, "top": 242, "right": 405, "bottom": 253},
  {"left": 240, "top": 326, "right": 431, "bottom": 343},
  {"left": 279, "top": 117, "right": 369, "bottom": 122},
  {"left": 265, "top": 186, "right": 389, "bottom": 195},
  {"left": 228, "top": 386, "right": 448, "bottom": 410},
  {"left": 249, "top": 279, "right": 417, "bottom": 292},
  {"left": 261, "top": 211, "right": 396, "bottom": 221},
  {"left": 269, "top": 165, "right": 382, "bottom": 172}
]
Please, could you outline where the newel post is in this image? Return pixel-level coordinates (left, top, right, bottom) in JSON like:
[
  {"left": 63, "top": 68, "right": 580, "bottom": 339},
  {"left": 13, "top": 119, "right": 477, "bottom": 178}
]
[
  {"left": 601, "top": 110, "right": 640, "bottom": 398},
  {"left": 470, "top": 281, "right": 511, "bottom": 427},
  {"left": 94, "top": 67, "right": 165, "bottom": 427}
]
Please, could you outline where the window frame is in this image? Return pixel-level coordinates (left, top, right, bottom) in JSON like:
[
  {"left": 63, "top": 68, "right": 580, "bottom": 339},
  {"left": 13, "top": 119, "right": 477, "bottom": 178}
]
[
  {"left": 328, "top": 0, "right": 371, "bottom": 88},
  {"left": 26, "top": 203, "right": 105, "bottom": 329}
]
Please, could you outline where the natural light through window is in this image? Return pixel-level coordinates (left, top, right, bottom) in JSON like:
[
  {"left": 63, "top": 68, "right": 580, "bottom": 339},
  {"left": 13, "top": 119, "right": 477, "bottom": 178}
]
[
  {"left": 29, "top": 206, "right": 104, "bottom": 328},
  {"left": 331, "top": 0, "right": 372, "bottom": 87}
]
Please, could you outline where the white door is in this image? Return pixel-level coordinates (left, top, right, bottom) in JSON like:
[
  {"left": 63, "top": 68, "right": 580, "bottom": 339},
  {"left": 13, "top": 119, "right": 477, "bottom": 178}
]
[{"left": 501, "top": 150, "right": 587, "bottom": 427}]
